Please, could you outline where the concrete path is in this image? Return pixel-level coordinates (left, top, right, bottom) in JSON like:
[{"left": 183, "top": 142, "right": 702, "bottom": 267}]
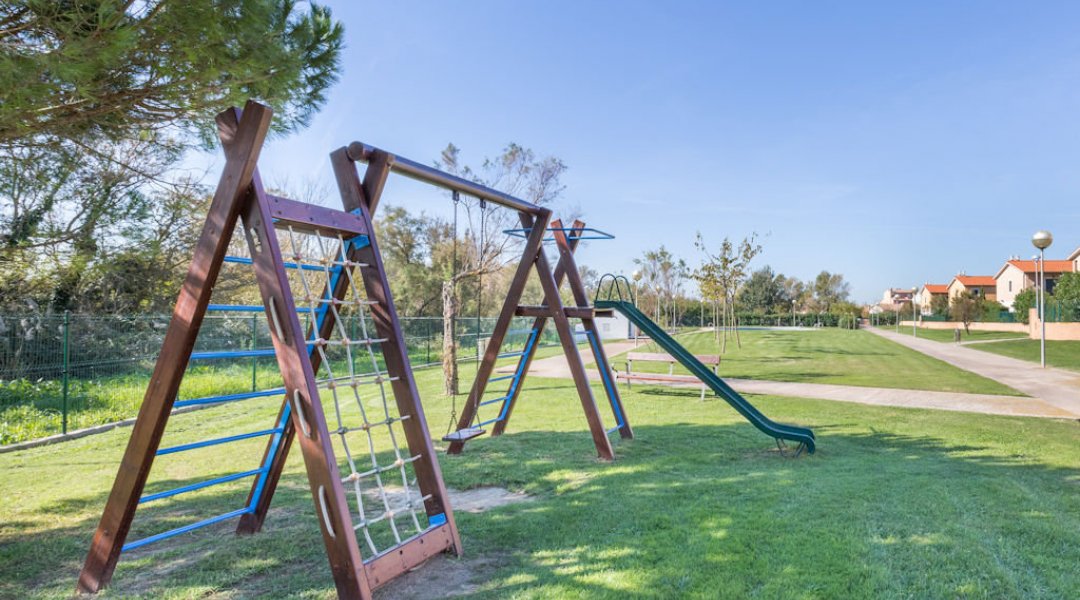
[
  {"left": 868, "top": 327, "right": 1080, "bottom": 417},
  {"left": 516, "top": 338, "right": 1078, "bottom": 419}
]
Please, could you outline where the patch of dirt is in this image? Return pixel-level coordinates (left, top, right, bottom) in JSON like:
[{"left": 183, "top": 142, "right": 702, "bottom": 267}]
[
  {"left": 359, "top": 485, "right": 532, "bottom": 514},
  {"left": 375, "top": 554, "right": 502, "bottom": 599},
  {"left": 370, "top": 487, "right": 528, "bottom": 598},
  {"left": 448, "top": 486, "right": 532, "bottom": 513}
]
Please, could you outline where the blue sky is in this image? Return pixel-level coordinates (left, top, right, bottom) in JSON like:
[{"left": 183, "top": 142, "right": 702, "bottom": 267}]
[{"left": 235, "top": 1, "right": 1080, "bottom": 303}]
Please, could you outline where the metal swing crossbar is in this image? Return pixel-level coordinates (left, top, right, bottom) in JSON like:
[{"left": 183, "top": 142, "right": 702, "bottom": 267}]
[{"left": 502, "top": 226, "right": 615, "bottom": 242}]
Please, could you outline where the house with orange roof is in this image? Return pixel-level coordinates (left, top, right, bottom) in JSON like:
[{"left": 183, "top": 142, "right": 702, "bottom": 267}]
[
  {"left": 995, "top": 257, "right": 1075, "bottom": 310},
  {"left": 947, "top": 274, "right": 997, "bottom": 304},
  {"left": 1069, "top": 246, "right": 1080, "bottom": 271},
  {"left": 917, "top": 283, "right": 950, "bottom": 315}
]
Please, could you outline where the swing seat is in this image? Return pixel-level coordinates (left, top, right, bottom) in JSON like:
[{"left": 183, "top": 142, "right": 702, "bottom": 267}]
[{"left": 442, "top": 426, "right": 486, "bottom": 443}]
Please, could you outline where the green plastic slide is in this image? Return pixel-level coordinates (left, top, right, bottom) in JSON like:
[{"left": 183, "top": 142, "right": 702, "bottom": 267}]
[{"left": 596, "top": 300, "right": 816, "bottom": 453}]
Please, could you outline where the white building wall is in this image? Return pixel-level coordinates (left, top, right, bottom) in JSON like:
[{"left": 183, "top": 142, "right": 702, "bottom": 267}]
[{"left": 995, "top": 264, "right": 1029, "bottom": 310}]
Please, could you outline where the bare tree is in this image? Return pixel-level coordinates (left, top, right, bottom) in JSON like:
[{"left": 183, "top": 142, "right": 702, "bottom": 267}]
[
  {"left": 435, "top": 143, "right": 566, "bottom": 395},
  {"left": 693, "top": 232, "right": 762, "bottom": 352}
]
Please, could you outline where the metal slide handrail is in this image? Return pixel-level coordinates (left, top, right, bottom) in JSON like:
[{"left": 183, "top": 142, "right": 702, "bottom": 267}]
[{"left": 594, "top": 274, "right": 635, "bottom": 304}]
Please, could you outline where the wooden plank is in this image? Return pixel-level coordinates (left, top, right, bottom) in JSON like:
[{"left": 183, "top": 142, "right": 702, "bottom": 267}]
[
  {"left": 628, "top": 352, "right": 721, "bottom": 365},
  {"left": 77, "top": 102, "right": 273, "bottom": 595},
  {"left": 266, "top": 193, "right": 370, "bottom": 237},
  {"left": 514, "top": 305, "right": 605, "bottom": 319},
  {"left": 331, "top": 147, "right": 462, "bottom": 558},
  {"left": 446, "top": 210, "right": 551, "bottom": 454},
  {"left": 365, "top": 525, "right": 455, "bottom": 589},
  {"left": 617, "top": 373, "right": 704, "bottom": 383},
  {"left": 241, "top": 170, "right": 370, "bottom": 598}
]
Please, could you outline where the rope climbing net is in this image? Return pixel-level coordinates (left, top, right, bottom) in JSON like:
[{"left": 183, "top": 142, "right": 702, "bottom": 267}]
[{"left": 282, "top": 225, "right": 430, "bottom": 556}]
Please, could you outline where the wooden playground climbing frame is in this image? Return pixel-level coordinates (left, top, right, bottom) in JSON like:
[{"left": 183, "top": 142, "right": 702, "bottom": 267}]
[
  {"left": 78, "top": 100, "right": 635, "bottom": 598},
  {"left": 77, "top": 102, "right": 461, "bottom": 599}
]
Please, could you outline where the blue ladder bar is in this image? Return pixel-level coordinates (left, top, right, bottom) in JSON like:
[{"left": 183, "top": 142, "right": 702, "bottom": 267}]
[
  {"left": 207, "top": 304, "right": 264, "bottom": 312},
  {"left": 189, "top": 349, "right": 276, "bottom": 360},
  {"left": 156, "top": 427, "right": 285, "bottom": 456},
  {"left": 479, "top": 396, "right": 509, "bottom": 407},
  {"left": 585, "top": 330, "right": 625, "bottom": 430},
  {"left": 496, "top": 351, "right": 524, "bottom": 359},
  {"left": 495, "top": 328, "right": 541, "bottom": 422},
  {"left": 139, "top": 467, "right": 268, "bottom": 505},
  {"left": 489, "top": 374, "right": 516, "bottom": 382},
  {"left": 174, "top": 387, "right": 286, "bottom": 409},
  {"left": 122, "top": 507, "right": 253, "bottom": 552},
  {"left": 223, "top": 255, "right": 338, "bottom": 273},
  {"left": 478, "top": 417, "right": 502, "bottom": 427}
]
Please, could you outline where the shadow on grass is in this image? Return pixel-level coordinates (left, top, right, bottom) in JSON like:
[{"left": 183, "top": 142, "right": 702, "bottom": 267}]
[{"left": 5, "top": 422, "right": 1079, "bottom": 599}]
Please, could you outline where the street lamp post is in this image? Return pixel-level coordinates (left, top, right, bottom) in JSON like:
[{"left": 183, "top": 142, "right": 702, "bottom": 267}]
[
  {"left": 1032, "top": 230, "right": 1053, "bottom": 368},
  {"left": 912, "top": 288, "right": 917, "bottom": 337}
]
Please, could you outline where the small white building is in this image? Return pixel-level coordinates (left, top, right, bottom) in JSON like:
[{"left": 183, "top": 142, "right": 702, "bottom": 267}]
[{"left": 586, "top": 310, "right": 633, "bottom": 340}]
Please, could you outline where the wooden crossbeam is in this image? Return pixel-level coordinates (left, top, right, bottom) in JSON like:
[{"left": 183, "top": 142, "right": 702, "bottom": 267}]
[{"left": 514, "top": 305, "right": 614, "bottom": 318}]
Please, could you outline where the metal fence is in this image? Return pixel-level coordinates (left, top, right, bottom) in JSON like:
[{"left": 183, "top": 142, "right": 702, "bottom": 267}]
[{"left": 0, "top": 312, "right": 559, "bottom": 444}]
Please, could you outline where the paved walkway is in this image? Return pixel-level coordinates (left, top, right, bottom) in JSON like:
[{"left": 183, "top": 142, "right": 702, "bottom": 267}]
[
  {"left": 516, "top": 338, "right": 1078, "bottom": 419},
  {"left": 868, "top": 327, "right": 1080, "bottom": 417}
]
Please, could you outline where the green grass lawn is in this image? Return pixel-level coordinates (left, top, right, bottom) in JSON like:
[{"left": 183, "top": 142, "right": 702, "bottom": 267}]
[
  {"left": 908, "top": 328, "right": 1029, "bottom": 344},
  {"left": 617, "top": 328, "right": 1022, "bottom": 396},
  {"left": 2, "top": 364, "right": 1078, "bottom": 599},
  {"left": 968, "top": 339, "right": 1080, "bottom": 372}
]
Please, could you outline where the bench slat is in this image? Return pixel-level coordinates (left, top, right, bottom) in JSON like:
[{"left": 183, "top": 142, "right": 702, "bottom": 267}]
[{"left": 626, "top": 352, "right": 720, "bottom": 365}]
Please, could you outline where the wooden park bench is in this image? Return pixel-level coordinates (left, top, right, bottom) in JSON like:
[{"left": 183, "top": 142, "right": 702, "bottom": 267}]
[{"left": 616, "top": 352, "right": 720, "bottom": 400}]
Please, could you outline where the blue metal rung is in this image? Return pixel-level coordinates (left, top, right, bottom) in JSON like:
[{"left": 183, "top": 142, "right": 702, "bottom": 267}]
[
  {"left": 174, "top": 387, "right": 286, "bottom": 409},
  {"left": 223, "top": 255, "right": 341, "bottom": 273},
  {"left": 122, "top": 507, "right": 253, "bottom": 552},
  {"left": 206, "top": 304, "right": 309, "bottom": 313},
  {"left": 139, "top": 467, "right": 268, "bottom": 505},
  {"left": 502, "top": 227, "right": 615, "bottom": 242},
  {"left": 490, "top": 374, "right": 516, "bottom": 382},
  {"left": 189, "top": 349, "right": 276, "bottom": 360},
  {"left": 208, "top": 304, "right": 265, "bottom": 312},
  {"left": 607, "top": 425, "right": 622, "bottom": 435},
  {"left": 479, "top": 396, "right": 509, "bottom": 407},
  {"left": 478, "top": 417, "right": 503, "bottom": 427},
  {"left": 496, "top": 351, "right": 524, "bottom": 359},
  {"left": 156, "top": 427, "right": 285, "bottom": 456}
]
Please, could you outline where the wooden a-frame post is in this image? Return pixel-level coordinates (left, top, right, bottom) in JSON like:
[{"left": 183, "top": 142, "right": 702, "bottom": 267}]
[
  {"left": 446, "top": 219, "right": 631, "bottom": 459},
  {"left": 78, "top": 102, "right": 274, "bottom": 595}
]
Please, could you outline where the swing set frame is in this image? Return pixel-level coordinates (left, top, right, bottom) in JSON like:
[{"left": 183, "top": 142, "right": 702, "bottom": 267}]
[{"left": 343, "top": 142, "right": 631, "bottom": 461}]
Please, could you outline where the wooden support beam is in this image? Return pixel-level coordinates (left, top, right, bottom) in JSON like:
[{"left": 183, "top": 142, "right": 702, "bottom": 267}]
[
  {"left": 514, "top": 305, "right": 612, "bottom": 319},
  {"left": 331, "top": 148, "right": 462, "bottom": 547},
  {"left": 239, "top": 174, "right": 371, "bottom": 598},
  {"left": 529, "top": 216, "right": 615, "bottom": 460},
  {"left": 77, "top": 102, "right": 273, "bottom": 595}
]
